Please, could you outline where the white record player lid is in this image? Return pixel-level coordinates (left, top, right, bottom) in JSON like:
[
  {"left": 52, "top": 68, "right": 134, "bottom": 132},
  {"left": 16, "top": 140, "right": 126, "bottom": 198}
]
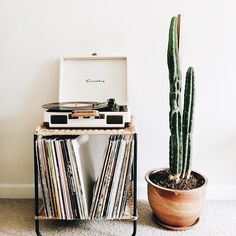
[{"left": 59, "top": 56, "right": 128, "bottom": 104}]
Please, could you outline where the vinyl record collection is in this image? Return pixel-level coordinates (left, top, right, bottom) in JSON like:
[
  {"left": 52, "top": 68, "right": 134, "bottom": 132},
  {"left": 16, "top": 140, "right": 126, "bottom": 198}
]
[{"left": 36, "top": 134, "right": 134, "bottom": 220}]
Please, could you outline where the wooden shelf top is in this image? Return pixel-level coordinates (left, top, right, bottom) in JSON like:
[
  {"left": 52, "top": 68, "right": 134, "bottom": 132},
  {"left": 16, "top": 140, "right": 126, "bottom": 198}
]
[{"left": 35, "top": 117, "right": 136, "bottom": 136}]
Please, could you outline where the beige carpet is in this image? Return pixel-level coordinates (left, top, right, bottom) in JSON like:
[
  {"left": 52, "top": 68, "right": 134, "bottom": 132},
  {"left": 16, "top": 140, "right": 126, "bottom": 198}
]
[{"left": 0, "top": 199, "right": 236, "bottom": 236}]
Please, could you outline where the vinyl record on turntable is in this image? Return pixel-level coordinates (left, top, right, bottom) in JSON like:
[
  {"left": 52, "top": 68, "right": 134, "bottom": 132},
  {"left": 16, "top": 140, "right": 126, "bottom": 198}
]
[
  {"left": 42, "top": 101, "right": 99, "bottom": 111},
  {"left": 42, "top": 98, "right": 117, "bottom": 112}
]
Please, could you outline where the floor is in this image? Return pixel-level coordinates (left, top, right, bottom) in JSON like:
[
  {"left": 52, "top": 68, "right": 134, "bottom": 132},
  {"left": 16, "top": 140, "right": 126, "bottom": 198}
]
[{"left": 0, "top": 199, "right": 236, "bottom": 236}]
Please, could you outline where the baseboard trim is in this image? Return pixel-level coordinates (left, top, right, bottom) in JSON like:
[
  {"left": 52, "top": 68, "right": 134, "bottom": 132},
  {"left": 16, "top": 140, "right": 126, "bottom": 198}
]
[
  {"left": 138, "top": 184, "right": 236, "bottom": 200},
  {"left": 0, "top": 184, "right": 34, "bottom": 199},
  {"left": 1, "top": 183, "right": 236, "bottom": 200}
]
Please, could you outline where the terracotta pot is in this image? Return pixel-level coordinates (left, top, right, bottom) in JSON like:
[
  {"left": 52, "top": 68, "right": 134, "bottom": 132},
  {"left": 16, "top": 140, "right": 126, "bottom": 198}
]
[{"left": 145, "top": 168, "right": 208, "bottom": 228}]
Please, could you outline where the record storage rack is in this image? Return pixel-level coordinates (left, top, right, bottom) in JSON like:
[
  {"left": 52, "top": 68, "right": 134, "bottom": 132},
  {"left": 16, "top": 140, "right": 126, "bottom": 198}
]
[{"left": 33, "top": 121, "right": 138, "bottom": 236}]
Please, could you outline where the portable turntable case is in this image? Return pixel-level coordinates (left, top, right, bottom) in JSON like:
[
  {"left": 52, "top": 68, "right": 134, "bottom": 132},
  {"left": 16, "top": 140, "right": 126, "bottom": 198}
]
[{"left": 43, "top": 56, "right": 131, "bottom": 128}]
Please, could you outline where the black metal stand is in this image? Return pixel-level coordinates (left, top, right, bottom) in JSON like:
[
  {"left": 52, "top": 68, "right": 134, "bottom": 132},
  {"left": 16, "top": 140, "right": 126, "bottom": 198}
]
[
  {"left": 132, "top": 133, "right": 138, "bottom": 236},
  {"left": 34, "top": 132, "right": 138, "bottom": 236},
  {"left": 34, "top": 135, "right": 41, "bottom": 236}
]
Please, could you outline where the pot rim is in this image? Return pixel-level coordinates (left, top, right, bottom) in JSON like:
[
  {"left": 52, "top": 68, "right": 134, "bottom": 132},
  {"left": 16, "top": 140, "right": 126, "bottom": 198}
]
[{"left": 145, "top": 167, "right": 208, "bottom": 193}]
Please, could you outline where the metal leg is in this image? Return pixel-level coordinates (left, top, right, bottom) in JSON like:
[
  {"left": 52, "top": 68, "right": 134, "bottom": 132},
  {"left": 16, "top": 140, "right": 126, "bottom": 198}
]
[
  {"left": 34, "top": 135, "right": 41, "bottom": 236},
  {"left": 132, "top": 133, "right": 138, "bottom": 236},
  {"left": 132, "top": 219, "right": 137, "bottom": 236},
  {"left": 35, "top": 219, "right": 41, "bottom": 236}
]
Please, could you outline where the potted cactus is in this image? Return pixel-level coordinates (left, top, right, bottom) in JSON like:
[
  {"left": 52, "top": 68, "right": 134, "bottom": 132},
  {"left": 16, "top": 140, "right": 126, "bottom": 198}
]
[{"left": 145, "top": 15, "right": 208, "bottom": 230}]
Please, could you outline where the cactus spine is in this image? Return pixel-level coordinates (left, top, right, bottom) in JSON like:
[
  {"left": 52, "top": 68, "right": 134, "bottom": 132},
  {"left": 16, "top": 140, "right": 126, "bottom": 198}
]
[{"left": 167, "top": 15, "right": 195, "bottom": 180}]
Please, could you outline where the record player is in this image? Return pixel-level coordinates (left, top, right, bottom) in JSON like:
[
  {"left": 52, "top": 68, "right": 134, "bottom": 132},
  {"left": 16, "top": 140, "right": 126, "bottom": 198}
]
[{"left": 43, "top": 56, "right": 131, "bottom": 128}]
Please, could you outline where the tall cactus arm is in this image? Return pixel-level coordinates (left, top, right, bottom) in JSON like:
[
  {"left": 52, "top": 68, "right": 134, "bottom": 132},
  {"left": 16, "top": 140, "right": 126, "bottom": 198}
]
[
  {"left": 182, "top": 67, "right": 195, "bottom": 178},
  {"left": 169, "top": 136, "right": 174, "bottom": 173},
  {"left": 168, "top": 16, "right": 183, "bottom": 179},
  {"left": 169, "top": 111, "right": 182, "bottom": 177},
  {"left": 185, "top": 134, "right": 192, "bottom": 179},
  {"left": 168, "top": 17, "right": 179, "bottom": 83}
]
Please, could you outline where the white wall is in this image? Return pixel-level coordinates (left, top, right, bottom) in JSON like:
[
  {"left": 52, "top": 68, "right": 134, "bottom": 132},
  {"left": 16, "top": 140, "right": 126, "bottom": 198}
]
[{"left": 1, "top": 0, "right": 236, "bottom": 200}]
